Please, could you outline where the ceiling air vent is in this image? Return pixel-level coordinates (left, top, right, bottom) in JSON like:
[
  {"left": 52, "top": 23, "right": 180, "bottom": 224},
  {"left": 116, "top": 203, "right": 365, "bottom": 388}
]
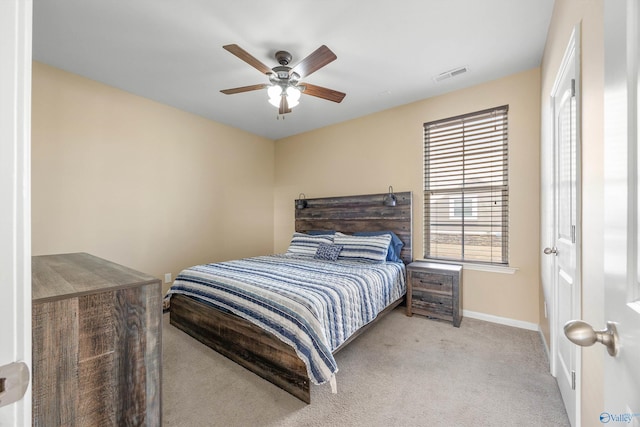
[{"left": 433, "top": 66, "right": 468, "bottom": 83}]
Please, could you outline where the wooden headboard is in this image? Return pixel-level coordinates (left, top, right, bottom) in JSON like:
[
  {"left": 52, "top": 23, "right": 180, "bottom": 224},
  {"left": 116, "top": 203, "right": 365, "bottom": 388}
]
[{"left": 294, "top": 192, "right": 413, "bottom": 264}]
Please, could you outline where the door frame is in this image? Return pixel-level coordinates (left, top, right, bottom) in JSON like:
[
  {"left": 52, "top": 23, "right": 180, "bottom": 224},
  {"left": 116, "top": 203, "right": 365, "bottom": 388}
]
[
  {"left": 547, "top": 24, "right": 582, "bottom": 427},
  {"left": 0, "top": 0, "right": 32, "bottom": 425}
]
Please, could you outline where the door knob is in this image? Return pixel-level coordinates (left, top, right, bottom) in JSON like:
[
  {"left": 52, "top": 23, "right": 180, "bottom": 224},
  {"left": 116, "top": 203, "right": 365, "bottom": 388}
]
[
  {"left": 543, "top": 247, "right": 558, "bottom": 255},
  {"left": 0, "top": 362, "right": 30, "bottom": 408},
  {"left": 564, "top": 320, "right": 618, "bottom": 357}
]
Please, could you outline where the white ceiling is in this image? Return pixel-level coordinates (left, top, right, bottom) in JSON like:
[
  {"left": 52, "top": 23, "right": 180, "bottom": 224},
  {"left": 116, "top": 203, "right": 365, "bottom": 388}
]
[{"left": 33, "top": 0, "right": 555, "bottom": 140}]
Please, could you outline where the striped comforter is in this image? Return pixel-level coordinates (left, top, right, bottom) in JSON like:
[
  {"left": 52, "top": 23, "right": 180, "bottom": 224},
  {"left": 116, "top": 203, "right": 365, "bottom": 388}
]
[{"left": 164, "top": 254, "right": 406, "bottom": 386}]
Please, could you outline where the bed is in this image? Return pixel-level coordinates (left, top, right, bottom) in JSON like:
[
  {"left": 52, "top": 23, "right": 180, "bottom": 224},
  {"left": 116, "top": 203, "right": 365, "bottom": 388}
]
[{"left": 166, "top": 191, "right": 412, "bottom": 403}]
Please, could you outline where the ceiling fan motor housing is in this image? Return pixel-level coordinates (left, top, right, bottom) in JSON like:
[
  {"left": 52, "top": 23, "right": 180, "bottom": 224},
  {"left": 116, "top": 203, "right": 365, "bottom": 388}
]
[
  {"left": 272, "top": 66, "right": 291, "bottom": 80},
  {"left": 275, "top": 50, "right": 292, "bottom": 65}
]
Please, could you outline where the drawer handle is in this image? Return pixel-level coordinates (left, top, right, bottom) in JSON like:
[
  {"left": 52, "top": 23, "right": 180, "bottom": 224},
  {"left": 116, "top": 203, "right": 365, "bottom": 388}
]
[
  {"left": 419, "top": 280, "right": 443, "bottom": 286},
  {"left": 417, "top": 295, "right": 445, "bottom": 303}
]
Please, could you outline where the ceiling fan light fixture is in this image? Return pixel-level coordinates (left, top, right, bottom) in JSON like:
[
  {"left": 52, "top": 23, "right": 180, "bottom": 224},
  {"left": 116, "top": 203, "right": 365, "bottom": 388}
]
[
  {"left": 286, "top": 86, "right": 301, "bottom": 107},
  {"left": 268, "top": 85, "right": 283, "bottom": 107},
  {"left": 268, "top": 84, "right": 302, "bottom": 109},
  {"left": 268, "top": 96, "right": 281, "bottom": 108}
]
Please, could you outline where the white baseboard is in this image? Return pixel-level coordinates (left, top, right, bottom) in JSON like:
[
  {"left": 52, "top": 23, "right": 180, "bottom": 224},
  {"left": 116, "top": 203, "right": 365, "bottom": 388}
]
[
  {"left": 538, "top": 328, "right": 551, "bottom": 362},
  {"left": 462, "top": 309, "right": 538, "bottom": 331}
]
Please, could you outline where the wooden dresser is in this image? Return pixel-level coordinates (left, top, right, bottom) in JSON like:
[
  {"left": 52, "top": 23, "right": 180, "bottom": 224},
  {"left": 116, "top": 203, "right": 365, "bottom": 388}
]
[
  {"left": 32, "top": 253, "right": 162, "bottom": 426},
  {"left": 406, "top": 261, "right": 463, "bottom": 327}
]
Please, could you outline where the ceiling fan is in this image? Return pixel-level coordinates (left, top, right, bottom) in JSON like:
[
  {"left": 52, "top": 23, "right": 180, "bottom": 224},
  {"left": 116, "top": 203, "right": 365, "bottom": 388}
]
[{"left": 220, "top": 44, "right": 346, "bottom": 115}]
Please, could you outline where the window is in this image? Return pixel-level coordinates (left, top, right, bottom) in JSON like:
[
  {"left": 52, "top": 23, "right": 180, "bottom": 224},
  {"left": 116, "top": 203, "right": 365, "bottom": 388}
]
[
  {"left": 449, "top": 196, "right": 478, "bottom": 220},
  {"left": 424, "top": 105, "right": 509, "bottom": 265}
]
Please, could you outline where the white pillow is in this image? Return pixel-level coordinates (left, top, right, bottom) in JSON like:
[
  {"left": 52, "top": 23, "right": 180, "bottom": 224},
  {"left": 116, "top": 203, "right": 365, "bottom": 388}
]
[
  {"left": 333, "top": 232, "right": 392, "bottom": 262},
  {"left": 286, "top": 232, "right": 334, "bottom": 257}
]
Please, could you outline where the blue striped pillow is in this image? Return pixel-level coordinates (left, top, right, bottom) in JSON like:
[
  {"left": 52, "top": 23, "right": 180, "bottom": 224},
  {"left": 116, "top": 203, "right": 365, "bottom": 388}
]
[
  {"left": 334, "top": 232, "right": 392, "bottom": 263},
  {"left": 286, "top": 232, "right": 334, "bottom": 257},
  {"left": 354, "top": 230, "right": 404, "bottom": 262}
]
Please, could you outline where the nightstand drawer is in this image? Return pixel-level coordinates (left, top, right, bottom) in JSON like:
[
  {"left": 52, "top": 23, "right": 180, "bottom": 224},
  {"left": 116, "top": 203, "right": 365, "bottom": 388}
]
[
  {"left": 410, "top": 270, "right": 453, "bottom": 293},
  {"left": 411, "top": 288, "right": 453, "bottom": 320}
]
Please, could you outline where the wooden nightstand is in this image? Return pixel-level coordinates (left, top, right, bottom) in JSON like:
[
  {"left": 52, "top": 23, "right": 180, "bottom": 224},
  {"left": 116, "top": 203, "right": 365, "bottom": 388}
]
[{"left": 406, "top": 262, "right": 463, "bottom": 327}]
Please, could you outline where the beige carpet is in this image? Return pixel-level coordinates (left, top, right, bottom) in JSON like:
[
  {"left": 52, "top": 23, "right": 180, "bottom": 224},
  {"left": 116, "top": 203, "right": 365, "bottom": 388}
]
[{"left": 162, "top": 309, "right": 569, "bottom": 427}]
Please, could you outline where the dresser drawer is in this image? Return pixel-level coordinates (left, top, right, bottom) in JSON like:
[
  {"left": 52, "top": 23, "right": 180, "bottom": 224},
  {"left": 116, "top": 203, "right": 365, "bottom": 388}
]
[{"left": 410, "top": 270, "right": 453, "bottom": 293}]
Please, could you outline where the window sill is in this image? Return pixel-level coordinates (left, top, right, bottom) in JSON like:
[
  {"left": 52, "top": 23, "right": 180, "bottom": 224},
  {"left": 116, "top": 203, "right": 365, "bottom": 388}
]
[{"left": 416, "top": 259, "right": 518, "bottom": 274}]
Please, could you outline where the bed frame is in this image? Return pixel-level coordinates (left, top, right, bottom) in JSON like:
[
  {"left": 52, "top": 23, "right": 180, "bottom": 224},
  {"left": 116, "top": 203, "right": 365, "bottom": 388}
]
[{"left": 169, "top": 191, "right": 412, "bottom": 403}]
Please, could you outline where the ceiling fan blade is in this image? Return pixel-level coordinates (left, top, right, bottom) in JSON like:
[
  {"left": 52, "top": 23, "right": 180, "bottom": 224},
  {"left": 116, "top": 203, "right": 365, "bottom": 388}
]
[
  {"left": 290, "top": 45, "right": 337, "bottom": 78},
  {"left": 220, "top": 84, "right": 268, "bottom": 95},
  {"left": 223, "top": 44, "right": 272, "bottom": 75},
  {"left": 279, "top": 96, "right": 292, "bottom": 114},
  {"left": 301, "top": 83, "right": 346, "bottom": 103}
]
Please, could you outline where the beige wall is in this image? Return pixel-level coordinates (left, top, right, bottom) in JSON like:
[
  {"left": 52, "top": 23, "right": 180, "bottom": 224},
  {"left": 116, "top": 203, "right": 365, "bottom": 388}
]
[
  {"left": 540, "top": 0, "right": 605, "bottom": 425},
  {"left": 32, "top": 62, "right": 545, "bottom": 326},
  {"left": 31, "top": 62, "right": 275, "bottom": 293},
  {"left": 274, "top": 68, "right": 541, "bottom": 324}
]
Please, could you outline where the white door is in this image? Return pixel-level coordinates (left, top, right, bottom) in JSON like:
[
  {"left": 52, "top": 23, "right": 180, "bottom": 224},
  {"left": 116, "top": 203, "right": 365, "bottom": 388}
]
[
  {"left": 0, "top": 0, "right": 32, "bottom": 425},
  {"left": 548, "top": 26, "right": 581, "bottom": 427},
  {"left": 602, "top": 0, "right": 640, "bottom": 419}
]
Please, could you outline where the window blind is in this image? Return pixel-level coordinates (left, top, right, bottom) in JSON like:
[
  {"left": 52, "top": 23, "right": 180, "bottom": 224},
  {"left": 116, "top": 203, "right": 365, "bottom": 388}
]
[{"left": 423, "top": 105, "right": 509, "bottom": 265}]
